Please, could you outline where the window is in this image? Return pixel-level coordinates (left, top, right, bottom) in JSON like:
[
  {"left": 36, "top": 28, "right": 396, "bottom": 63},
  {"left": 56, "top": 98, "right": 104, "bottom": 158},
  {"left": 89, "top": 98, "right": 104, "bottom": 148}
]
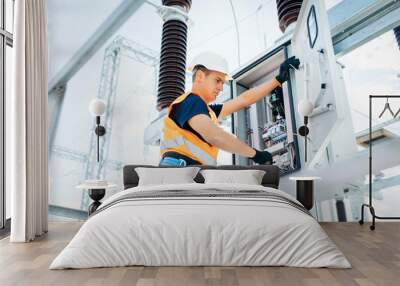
[
  {"left": 307, "top": 5, "right": 318, "bottom": 49},
  {"left": 337, "top": 30, "right": 400, "bottom": 221},
  {"left": 339, "top": 31, "right": 400, "bottom": 134},
  {"left": 0, "top": 0, "right": 13, "bottom": 231}
]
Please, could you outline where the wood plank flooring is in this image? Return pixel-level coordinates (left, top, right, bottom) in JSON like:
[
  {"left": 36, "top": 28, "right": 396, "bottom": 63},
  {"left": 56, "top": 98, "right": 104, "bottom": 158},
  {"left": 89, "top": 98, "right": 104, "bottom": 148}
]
[{"left": 0, "top": 222, "right": 399, "bottom": 286}]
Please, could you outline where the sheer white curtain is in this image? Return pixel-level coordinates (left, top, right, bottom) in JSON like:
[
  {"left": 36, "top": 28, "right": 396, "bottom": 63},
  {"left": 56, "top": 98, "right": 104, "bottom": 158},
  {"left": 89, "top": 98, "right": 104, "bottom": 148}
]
[{"left": 8, "top": 0, "right": 48, "bottom": 242}]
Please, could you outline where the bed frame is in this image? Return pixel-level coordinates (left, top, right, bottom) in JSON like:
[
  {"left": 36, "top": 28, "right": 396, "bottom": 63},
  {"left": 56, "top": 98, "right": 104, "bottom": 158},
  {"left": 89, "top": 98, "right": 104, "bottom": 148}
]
[{"left": 123, "top": 165, "right": 280, "bottom": 189}]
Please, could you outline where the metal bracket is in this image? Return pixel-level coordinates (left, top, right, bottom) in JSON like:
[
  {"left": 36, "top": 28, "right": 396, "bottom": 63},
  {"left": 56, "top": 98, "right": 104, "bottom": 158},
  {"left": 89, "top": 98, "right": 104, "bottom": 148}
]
[
  {"left": 309, "top": 103, "right": 335, "bottom": 118},
  {"left": 145, "top": 0, "right": 193, "bottom": 26}
]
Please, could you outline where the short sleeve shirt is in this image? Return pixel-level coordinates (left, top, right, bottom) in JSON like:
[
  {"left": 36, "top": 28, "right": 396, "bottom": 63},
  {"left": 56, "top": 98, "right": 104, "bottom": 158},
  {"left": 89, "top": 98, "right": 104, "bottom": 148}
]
[{"left": 169, "top": 93, "right": 223, "bottom": 144}]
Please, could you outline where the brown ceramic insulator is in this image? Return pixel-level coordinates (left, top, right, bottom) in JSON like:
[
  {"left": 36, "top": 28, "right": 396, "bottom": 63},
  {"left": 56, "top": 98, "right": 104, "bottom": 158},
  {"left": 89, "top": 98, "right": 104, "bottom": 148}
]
[
  {"left": 394, "top": 26, "right": 400, "bottom": 49},
  {"left": 156, "top": 0, "right": 191, "bottom": 110},
  {"left": 276, "top": 0, "right": 303, "bottom": 32},
  {"left": 157, "top": 16, "right": 189, "bottom": 110},
  {"left": 162, "top": 0, "right": 192, "bottom": 11}
]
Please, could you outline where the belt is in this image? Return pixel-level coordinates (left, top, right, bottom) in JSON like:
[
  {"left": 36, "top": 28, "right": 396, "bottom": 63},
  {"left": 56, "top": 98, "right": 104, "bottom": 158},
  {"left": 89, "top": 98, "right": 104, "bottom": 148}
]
[{"left": 162, "top": 152, "right": 201, "bottom": 165}]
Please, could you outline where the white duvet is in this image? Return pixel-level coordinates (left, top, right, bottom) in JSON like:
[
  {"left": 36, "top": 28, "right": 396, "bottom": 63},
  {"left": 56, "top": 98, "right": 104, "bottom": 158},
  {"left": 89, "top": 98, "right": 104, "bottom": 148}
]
[{"left": 50, "top": 183, "right": 351, "bottom": 269}]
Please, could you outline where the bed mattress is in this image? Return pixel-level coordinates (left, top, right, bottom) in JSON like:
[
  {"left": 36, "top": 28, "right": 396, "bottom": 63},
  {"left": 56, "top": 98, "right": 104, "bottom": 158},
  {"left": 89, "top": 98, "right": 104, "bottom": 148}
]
[{"left": 50, "top": 183, "right": 351, "bottom": 269}]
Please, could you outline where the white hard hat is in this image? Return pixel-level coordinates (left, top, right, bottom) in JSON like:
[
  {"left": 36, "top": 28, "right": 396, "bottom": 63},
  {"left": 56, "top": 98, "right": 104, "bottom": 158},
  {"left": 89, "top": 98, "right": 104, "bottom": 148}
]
[{"left": 187, "top": 51, "right": 232, "bottom": 81}]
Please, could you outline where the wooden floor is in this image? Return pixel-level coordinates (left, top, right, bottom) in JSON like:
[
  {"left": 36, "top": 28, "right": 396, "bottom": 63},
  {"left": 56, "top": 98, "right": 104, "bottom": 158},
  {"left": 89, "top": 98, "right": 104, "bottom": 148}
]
[{"left": 0, "top": 222, "right": 399, "bottom": 286}]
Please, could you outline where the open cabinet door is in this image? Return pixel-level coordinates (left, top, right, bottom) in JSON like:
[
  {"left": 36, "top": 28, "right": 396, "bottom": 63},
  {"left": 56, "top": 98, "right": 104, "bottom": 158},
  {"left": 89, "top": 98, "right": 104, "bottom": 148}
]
[{"left": 291, "top": 0, "right": 347, "bottom": 169}]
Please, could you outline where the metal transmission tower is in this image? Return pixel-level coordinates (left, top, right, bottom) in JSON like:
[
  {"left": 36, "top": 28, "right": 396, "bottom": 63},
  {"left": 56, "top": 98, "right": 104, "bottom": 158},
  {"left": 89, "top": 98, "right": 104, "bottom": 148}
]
[
  {"left": 51, "top": 145, "right": 125, "bottom": 174},
  {"left": 81, "top": 36, "right": 159, "bottom": 209}
]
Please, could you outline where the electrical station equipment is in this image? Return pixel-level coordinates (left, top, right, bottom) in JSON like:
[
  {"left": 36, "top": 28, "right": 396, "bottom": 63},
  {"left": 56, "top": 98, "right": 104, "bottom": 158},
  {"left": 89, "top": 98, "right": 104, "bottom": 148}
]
[
  {"left": 230, "top": 0, "right": 356, "bottom": 173},
  {"left": 231, "top": 45, "right": 300, "bottom": 175}
]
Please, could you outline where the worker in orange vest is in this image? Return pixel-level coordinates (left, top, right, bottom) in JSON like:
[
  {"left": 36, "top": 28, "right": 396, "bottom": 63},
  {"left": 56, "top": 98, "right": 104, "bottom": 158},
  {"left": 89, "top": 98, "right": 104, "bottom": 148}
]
[{"left": 160, "top": 51, "right": 300, "bottom": 166}]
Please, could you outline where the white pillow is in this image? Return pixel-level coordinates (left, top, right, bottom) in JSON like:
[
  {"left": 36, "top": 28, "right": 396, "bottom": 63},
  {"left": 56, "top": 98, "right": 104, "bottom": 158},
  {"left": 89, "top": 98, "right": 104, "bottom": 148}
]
[
  {"left": 200, "top": 169, "right": 266, "bottom": 185},
  {"left": 135, "top": 167, "right": 200, "bottom": 186}
]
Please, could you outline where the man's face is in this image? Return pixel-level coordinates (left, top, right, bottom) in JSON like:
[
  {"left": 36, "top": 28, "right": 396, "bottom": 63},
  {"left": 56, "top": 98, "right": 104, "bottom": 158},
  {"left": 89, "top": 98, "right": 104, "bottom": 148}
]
[{"left": 196, "top": 70, "right": 226, "bottom": 103}]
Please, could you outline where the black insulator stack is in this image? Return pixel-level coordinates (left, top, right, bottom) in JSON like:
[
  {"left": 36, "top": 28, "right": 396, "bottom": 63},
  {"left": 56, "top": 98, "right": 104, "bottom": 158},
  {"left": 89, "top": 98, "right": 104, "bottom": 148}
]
[
  {"left": 162, "top": 0, "right": 191, "bottom": 10},
  {"left": 394, "top": 26, "right": 400, "bottom": 49},
  {"left": 276, "top": 0, "right": 303, "bottom": 33},
  {"left": 157, "top": 0, "right": 192, "bottom": 110}
]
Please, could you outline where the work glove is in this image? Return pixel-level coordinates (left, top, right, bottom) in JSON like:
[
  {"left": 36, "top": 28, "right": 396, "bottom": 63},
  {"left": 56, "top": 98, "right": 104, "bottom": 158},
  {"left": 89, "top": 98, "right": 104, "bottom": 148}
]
[
  {"left": 250, "top": 149, "right": 273, "bottom": 165},
  {"left": 275, "top": 56, "right": 300, "bottom": 84}
]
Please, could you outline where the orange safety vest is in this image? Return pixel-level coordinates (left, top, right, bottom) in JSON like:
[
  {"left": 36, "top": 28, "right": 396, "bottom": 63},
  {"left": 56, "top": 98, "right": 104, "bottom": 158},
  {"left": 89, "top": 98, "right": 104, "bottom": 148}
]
[{"left": 160, "top": 92, "right": 219, "bottom": 165}]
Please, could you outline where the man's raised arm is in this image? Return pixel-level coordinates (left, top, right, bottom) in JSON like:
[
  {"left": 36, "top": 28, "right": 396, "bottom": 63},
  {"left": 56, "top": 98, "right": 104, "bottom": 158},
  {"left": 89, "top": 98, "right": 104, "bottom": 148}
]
[{"left": 218, "top": 56, "right": 300, "bottom": 119}]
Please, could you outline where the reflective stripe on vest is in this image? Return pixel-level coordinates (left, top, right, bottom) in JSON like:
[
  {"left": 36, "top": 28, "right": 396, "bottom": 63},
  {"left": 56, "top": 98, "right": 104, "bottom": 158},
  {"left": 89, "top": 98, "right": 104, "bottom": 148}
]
[{"left": 160, "top": 136, "right": 217, "bottom": 165}]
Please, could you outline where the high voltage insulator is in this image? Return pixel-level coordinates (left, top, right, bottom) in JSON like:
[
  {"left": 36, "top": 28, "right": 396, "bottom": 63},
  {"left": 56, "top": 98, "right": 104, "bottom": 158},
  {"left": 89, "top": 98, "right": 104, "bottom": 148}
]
[
  {"left": 157, "top": 0, "right": 192, "bottom": 110},
  {"left": 394, "top": 26, "right": 400, "bottom": 49},
  {"left": 276, "top": 0, "right": 303, "bottom": 33}
]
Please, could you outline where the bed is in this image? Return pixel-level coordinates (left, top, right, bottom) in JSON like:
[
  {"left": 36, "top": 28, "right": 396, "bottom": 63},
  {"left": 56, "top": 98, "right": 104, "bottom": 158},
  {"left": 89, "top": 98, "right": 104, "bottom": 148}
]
[{"left": 50, "top": 165, "right": 350, "bottom": 269}]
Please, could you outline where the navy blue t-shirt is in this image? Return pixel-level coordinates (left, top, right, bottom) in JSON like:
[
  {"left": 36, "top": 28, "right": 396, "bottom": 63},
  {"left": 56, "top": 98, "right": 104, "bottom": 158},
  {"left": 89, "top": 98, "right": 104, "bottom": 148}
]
[{"left": 169, "top": 93, "right": 223, "bottom": 144}]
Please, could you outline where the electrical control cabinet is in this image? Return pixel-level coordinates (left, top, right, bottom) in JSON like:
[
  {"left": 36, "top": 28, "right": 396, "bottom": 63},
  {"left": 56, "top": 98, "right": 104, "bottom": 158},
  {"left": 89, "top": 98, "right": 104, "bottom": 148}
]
[{"left": 231, "top": 46, "right": 300, "bottom": 175}]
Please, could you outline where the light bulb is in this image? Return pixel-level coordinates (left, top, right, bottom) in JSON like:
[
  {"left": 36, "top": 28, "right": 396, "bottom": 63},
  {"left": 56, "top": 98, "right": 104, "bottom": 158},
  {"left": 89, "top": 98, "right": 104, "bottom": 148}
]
[
  {"left": 298, "top": 99, "right": 314, "bottom": 117},
  {"left": 89, "top": 99, "right": 106, "bottom": 116}
]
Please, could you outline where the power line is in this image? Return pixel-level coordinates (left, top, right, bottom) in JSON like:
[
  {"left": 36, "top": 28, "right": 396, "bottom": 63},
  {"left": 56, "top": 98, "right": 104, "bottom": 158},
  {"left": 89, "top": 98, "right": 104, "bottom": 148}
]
[
  {"left": 228, "top": 0, "right": 241, "bottom": 66},
  {"left": 188, "top": 1, "right": 272, "bottom": 52}
]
